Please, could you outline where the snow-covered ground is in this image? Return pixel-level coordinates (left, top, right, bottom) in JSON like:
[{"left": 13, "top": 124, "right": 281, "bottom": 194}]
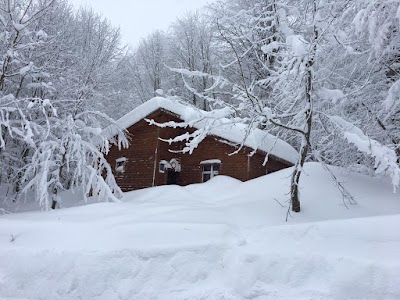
[{"left": 1, "top": 163, "right": 399, "bottom": 299}]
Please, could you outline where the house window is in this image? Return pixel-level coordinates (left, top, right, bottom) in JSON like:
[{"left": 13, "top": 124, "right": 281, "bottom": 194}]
[
  {"left": 115, "top": 157, "right": 127, "bottom": 173},
  {"left": 159, "top": 162, "right": 166, "bottom": 173},
  {"left": 202, "top": 163, "right": 220, "bottom": 182},
  {"left": 159, "top": 160, "right": 171, "bottom": 173}
]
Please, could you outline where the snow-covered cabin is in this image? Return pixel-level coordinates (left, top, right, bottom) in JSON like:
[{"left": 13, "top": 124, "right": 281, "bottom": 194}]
[{"left": 104, "top": 97, "right": 298, "bottom": 191}]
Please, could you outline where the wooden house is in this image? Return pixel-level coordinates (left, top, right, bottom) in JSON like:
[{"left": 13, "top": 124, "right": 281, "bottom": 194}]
[{"left": 104, "top": 97, "right": 297, "bottom": 192}]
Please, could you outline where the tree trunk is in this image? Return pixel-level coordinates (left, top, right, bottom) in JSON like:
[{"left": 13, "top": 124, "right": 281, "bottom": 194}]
[
  {"left": 51, "top": 197, "right": 58, "bottom": 210},
  {"left": 290, "top": 2, "right": 317, "bottom": 212},
  {"left": 290, "top": 136, "right": 310, "bottom": 212}
]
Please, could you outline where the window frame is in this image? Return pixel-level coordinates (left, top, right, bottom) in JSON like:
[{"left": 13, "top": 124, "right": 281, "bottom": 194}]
[
  {"left": 159, "top": 161, "right": 167, "bottom": 173},
  {"left": 115, "top": 157, "right": 127, "bottom": 173},
  {"left": 202, "top": 163, "right": 220, "bottom": 182}
]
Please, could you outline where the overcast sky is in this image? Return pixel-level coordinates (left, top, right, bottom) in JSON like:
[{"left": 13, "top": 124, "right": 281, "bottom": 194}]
[{"left": 69, "top": 0, "right": 214, "bottom": 48}]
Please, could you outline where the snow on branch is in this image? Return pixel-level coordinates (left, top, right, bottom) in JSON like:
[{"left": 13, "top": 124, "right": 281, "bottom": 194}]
[
  {"left": 22, "top": 111, "right": 128, "bottom": 210},
  {"left": 0, "top": 96, "right": 55, "bottom": 149},
  {"left": 330, "top": 116, "right": 400, "bottom": 191},
  {"left": 384, "top": 79, "right": 400, "bottom": 121}
]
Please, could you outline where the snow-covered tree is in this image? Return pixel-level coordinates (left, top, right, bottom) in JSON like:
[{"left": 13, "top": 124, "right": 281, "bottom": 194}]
[
  {"left": 22, "top": 108, "right": 128, "bottom": 210},
  {"left": 168, "top": 11, "right": 217, "bottom": 109},
  {"left": 166, "top": 0, "right": 400, "bottom": 212},
  {"left": 129, "top": 30, "right": 168, "bottom": 103},
  {"left": 344, "top": 0, "right": 400, "bottom": 162},
  {"left": 0, "top": 0, "right": 129, "bottom": 209}
]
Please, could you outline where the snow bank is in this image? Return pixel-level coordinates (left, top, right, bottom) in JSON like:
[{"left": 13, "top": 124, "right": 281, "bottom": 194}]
[
  {"left": 2, "top": 215, "right": 399, "bottom": 300},
  {"left": 103, "top": 97, "right": 298, "bottom": 164},
  {"left": 1, "top": 163, "right": 399, "bottom": 299}
]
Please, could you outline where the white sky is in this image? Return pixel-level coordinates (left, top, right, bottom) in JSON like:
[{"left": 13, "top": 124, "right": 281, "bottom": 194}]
[{"left": 69, "top": 0, "right": 214, "bottom": 48}]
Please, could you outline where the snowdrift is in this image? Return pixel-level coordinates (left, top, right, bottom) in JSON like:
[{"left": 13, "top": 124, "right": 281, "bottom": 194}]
[{"left": 0, "top": 163, "right": 399, "bottom": 299}]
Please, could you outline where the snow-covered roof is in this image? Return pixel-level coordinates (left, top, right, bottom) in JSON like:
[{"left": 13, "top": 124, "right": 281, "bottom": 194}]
[{"left": 107, "top": 97, "right": 298, "bottom": 164}]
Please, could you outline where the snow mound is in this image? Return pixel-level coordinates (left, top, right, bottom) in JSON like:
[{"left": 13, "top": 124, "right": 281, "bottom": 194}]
[
  {"left": 186, "top": 174, "right": 242, "bottom": 189},
  {"left": 0, "top": 163, "right": 399, "bottom": 299},
  {"left": 200, "top": 174, "right": 242, "bottom": 186}
]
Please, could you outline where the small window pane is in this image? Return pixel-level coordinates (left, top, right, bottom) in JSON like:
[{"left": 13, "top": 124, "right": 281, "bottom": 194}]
[
  {"left": 203, "top": 173, "right": 211, "bottom": 182},
  {"left": 213, "top": 164, "right": 220, "bottom": 171},
  {"left": 203, "top": 165, "right": 211, "bottom": 171},
  {"left": 115, "top": 161, "right": 125, "bottom": 173}
]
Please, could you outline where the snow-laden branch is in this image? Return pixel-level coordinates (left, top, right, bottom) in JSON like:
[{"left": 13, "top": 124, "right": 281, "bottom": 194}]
[
  {"left": 384, "top": 79, "right": 400, "bottom": 121},
  {"left": 21, "top": 111, "right": 128, "bottom": 210},
  {"left": 330, "top": 116, "right": 400, "bottom": 191},
  {"left": 0, "top": 95, "right": 55, "bottom": 149}
]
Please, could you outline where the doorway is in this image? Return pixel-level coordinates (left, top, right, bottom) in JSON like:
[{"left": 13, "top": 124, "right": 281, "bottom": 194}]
[{"left": 167, "top": 171, "right": 179, "bottom": 185}]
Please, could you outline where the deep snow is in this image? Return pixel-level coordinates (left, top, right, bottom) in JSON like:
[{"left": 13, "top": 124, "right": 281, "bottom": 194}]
[{"left": 0, "top": 163, "right": 399, "bottom": 299}]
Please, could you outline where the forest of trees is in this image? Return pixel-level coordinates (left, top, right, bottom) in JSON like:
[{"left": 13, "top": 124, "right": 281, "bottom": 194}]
[{"left": 1, "top": 0, "right": 399, "bottom": 211}]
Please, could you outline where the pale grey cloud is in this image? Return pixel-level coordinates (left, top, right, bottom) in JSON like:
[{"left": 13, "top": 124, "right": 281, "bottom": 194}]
[{"left": 69, "top": 0, "right": 214, "bottom": 47}]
